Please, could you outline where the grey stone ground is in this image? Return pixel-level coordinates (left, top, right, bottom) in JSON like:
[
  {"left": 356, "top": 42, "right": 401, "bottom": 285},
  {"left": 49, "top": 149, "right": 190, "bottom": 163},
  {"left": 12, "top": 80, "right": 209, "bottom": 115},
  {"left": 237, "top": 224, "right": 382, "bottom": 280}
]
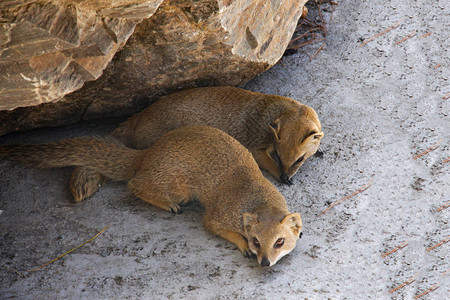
[{"left": 1, "top": 0, "right": 449, "bottom": 299}]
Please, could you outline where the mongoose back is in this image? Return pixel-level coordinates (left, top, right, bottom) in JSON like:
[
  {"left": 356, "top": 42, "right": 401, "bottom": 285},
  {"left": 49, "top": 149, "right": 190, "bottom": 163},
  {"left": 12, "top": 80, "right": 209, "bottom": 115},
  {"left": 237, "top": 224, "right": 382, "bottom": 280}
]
[
  {"left": 0, "top": 126, "right": 302, "bottom": 267},
  {"left": 71, "top": 86, "right": 324, "bottom": 201}
]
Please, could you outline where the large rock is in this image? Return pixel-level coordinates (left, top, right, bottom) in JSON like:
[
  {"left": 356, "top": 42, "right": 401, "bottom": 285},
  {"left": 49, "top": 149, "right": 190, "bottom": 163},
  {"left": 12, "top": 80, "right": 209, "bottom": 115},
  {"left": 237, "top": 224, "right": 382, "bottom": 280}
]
[
  {"left": 0, "top": 0, "right": 164, "bottom": 111},
  {"left": 0, "top": 0, "right": 307, "bottom": 135}
]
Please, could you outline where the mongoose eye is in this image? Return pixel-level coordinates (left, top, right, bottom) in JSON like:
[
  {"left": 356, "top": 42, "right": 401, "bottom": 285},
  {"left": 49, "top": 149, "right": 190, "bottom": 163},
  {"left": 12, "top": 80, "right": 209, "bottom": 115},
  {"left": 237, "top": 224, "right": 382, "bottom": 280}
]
[
  {"left": 253, "top": 238, "right": 260, "bottom": 248},
  {"left": 274, "top": 238, "right": 284, "bottom": 248},
  {"left": 311, "top": 131, "right": 322, "bottom": 140},
  {"left": 293, "top": 154, "right": 305, "bottom": 167},
  {"left": 270, "top": 122, "right": 278, "bottom": 131}
]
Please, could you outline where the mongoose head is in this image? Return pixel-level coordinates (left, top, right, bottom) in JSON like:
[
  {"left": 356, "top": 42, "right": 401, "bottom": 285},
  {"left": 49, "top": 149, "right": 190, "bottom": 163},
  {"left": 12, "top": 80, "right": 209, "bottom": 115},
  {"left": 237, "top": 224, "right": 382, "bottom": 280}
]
[
  {"left": 268, "top": 106, "right": 324, "bottom": 184},
  {"left": 243, "top": 212, "right": 302, "bottom": 267}
]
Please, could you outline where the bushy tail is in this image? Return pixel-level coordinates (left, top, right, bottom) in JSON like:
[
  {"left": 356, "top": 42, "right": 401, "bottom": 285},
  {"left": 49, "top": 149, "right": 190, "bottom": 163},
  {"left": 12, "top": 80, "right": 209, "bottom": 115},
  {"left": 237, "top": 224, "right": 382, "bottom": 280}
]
[{"left": 0, "top": 137, "right": 144, "bottom": 181}]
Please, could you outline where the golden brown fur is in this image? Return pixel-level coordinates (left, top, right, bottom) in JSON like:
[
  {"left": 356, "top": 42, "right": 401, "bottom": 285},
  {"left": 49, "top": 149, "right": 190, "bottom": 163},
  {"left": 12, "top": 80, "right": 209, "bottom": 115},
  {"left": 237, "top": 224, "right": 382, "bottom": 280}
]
[
  {"left": 71, "top": 86, "right": 323, "bottom": 201},
  {"left": 0, "top": 126, "right": 302, "bottom": 266}
]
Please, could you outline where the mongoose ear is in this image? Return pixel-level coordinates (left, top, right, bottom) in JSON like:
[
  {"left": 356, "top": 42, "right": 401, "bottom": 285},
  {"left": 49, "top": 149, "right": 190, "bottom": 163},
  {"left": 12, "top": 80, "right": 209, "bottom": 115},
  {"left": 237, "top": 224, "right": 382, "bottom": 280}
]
[
  {"left": 269, "top": 119, "right": 281, "bottom": 141},
  {"left": 243, "top": 212, "right": 259, "bottom": 231},
  {"left": 281, "top": 213, "right": 302, "bottom": 236}
]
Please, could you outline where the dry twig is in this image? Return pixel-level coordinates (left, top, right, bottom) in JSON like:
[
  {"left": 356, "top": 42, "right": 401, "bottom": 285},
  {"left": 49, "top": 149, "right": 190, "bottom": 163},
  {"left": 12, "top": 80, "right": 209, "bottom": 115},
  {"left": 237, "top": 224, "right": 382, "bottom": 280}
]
[
  {"left": 381, "top": 241, "right": 408, "bottom": 258},
  {"left": 291, "top": 38, "right": 324, "bottom": 50},
  {"left": 285, "top": 1, "right": 335, "bottom": 56},
  {"left": 290, "top": 28, "right": 321, "bottom": 43},
  {"left": 389, "top": 273, "right": 418, "bottom": 293},
  {"left": 412, "top": 140, "right": 441, "bottom": 160},
  {"left": 418, "top": 32, "right": 432, "bottom": 38},
  {"left": 414, "top": 282, "right": 440, "bottom": 299},
  {"left": 311, "top": 42, "right": 326, "bottom": 60},
  {"left": 318, "top": 178, "right": 373, "bottom": 216},
  {"left": 302, "top": 17, "right": 325, "bottom": 29},
  {"left": 317, "top": 0, "right": 338, "bottom": 5},
  {"left": 437, "top": 201, "right": 450, "bottom": 212},
  {"left": 433, "top": 64, "right": 441, "bottom": 69},
  {"left": 395, "top": 31, "right": 417, "bottom": 45},
  {"left": 442, "top": 269, "right": 449, "bottom": 276},
  {"left": 27, "top": 225, "right": 110, "bottom": 272},
  {"left": 443, "top": 157, "right": 450, "bottom": 164},
  {"left": 426, "top": 235, "right": 450, "bottom": 252},
  {"left": 359, "top": 19, "right": 403, "bottom": 47},
  {"left": 443, "top": 93, "right": 450, "bottom": 100},
  {"left": 14, "top": 269, "right": 25, "bottom": 278},
  {"left": 317, "top": 2, "right": 326, "bottom": 35}
]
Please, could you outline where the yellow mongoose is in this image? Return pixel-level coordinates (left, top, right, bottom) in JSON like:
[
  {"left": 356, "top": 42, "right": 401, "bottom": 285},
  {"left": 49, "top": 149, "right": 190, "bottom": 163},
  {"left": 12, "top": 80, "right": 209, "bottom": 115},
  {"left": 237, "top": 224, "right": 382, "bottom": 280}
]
[
  {"left": 71, "top": 86, "right": 323, "bottom": 202},
  {"left": 0, "top": 126, "right": 302, "bottom": 267}
]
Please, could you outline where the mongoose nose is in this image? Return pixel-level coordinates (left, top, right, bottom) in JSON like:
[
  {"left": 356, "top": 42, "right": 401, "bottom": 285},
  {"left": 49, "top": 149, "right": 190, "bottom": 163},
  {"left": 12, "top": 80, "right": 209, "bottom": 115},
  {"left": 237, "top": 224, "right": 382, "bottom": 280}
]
[
  {"left": 280, "top": 174, "right": 293, "bottom": 186},
  {"left": 261, "top": 257, "right": 270, "bottom": 267}
]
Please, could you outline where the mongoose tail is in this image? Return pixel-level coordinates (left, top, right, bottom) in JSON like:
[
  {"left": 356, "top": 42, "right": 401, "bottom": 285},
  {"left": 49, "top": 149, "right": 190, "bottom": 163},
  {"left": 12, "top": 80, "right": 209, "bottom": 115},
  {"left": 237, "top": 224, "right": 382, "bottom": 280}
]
[{"left": 0, "top": 137, "right": 143, "bottom": 182}]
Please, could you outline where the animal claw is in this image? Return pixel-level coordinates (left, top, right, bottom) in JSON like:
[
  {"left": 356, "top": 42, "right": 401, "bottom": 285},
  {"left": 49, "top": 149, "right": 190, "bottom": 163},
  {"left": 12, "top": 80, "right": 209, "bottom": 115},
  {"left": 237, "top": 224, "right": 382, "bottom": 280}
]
[
  {"left": 282, "top": 178, "right": 294, "bottom": 186},
  {"left": 315, "top": 148, "right": 324, "bottom": 158},
  {"left": 239, "top": 244, "right": 255, "bottom": 259},
  {"left": 169, "top": 205, "right": 182, "bottom": 214},
  {"left": 244, "top": 250, "right": 255, "bottom": 259}
]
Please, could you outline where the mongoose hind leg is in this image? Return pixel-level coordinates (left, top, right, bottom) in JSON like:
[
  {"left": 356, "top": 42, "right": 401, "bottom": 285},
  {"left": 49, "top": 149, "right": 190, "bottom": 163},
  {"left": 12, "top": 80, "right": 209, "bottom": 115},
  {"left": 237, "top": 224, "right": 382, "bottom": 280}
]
[
  {"left": 203, "top": 217, "right": 252, "bottom": 257},
  {"left": 70, "top": 167, "right": 104, "bottom": 202},
  {"left": 127, "top": 179, "right": 184, "bottom": 214}
]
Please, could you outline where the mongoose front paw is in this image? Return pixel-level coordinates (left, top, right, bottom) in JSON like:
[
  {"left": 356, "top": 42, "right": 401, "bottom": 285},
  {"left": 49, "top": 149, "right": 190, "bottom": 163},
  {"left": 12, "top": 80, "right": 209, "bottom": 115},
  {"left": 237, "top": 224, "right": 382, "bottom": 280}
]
[
  {"left": 238, "top": 244, "right": 255, "bottom": 258},
  {"left": 315, "top": 148, "right": 324, "bottom": 158},
  {"left": 167, "top": 203, "right": 183, "bottom": 214},
  {"left": 244, "top": 249, "right": 256, "bottom": 259}
]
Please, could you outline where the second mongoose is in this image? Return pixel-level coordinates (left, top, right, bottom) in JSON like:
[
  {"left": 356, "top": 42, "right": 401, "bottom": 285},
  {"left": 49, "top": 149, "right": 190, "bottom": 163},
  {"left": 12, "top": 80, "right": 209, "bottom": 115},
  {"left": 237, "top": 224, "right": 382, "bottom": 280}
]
[{"left": 71, "top": 86, "right": 324, "bottom": 202}]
